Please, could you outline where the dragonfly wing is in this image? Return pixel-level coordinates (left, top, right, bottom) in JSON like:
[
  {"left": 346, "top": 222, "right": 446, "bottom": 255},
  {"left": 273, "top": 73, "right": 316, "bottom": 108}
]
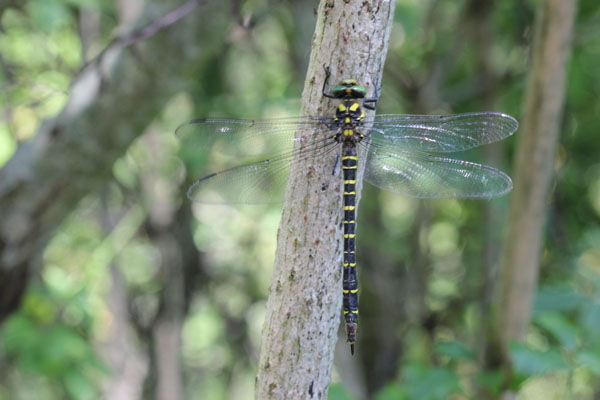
[
  {"left": 187, "top": 138, "right": 339, "bottom": 204},
  {"left": 176, "top": 117, "right": 329, "bottom": 159},
  {"left": 177, "top": 117, "right": 338, "bottom": 204},
  {"left": 367, "top": 112, "right": 518, "bottom": 153},
  {"left": 363, "top": 142, "right": 512, "bottom": 198}
]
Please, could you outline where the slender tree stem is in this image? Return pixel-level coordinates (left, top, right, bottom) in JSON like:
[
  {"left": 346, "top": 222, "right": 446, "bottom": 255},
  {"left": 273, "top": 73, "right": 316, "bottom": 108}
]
[
  {"left": 494, "top": 0, "right": 577, "bottom": 388},
  {"left": 255, "top": 1, "right": 396, "bottom": 398}
]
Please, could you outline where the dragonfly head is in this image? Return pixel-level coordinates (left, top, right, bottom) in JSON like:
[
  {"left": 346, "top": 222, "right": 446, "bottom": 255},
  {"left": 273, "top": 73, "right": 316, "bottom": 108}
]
[{"left": 332, "top": 79, "right": 367, "bottom": 99}]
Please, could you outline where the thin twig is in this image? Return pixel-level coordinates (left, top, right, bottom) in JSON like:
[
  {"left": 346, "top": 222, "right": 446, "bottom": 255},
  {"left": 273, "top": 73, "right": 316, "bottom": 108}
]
[{"left": 85, "top": 0, "right": 203, "bottom": 70}]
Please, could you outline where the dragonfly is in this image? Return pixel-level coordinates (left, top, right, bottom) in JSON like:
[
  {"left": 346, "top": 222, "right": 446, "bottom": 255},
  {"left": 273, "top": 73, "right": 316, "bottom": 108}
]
[{"left": 176, "top": 67, "right": 518, "bottom": 355}]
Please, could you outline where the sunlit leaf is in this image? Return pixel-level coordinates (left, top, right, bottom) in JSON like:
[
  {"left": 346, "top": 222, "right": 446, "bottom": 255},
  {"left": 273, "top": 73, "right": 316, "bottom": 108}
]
[{"left": 0, "top": 125, "right": 16, "bottom": 165}]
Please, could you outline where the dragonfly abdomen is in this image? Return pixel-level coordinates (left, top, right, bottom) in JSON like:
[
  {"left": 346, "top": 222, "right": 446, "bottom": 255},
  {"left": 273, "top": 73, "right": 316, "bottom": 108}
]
[{"left": 342, "top": 144, "right": 359, "bottom": 355}]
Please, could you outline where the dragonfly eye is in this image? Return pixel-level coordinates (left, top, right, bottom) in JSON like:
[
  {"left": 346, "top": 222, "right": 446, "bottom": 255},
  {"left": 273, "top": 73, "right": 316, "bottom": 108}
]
[{"left": 332, "top": 80, "right": 367, "bottom": 99}]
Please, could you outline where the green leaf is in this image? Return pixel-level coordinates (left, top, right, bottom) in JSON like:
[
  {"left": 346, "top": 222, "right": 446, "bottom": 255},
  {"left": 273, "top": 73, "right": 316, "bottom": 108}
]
[
  {"left": 63, "top": 0, "right": 110, "bottom": 10},
  {"left": 510, "top": 342, "right": 570, "bottom": 377},
  {"left": 580, "top": 302, "right": 600, "bottom": 337},
  {"left": 1, "top": 314, "right": 41, "bottom": 354},
  {"left": 64, "top": 368, "right": 97, "bottom": 400},
  {"left": 374, "top": 382, "right": 408, "bottom": 400},
  {"left": 400, "top": 364, "right": 462, "bottom": 400},
  {"left": 535, "top": 312, "right": 579, "bottom": 350},
  {"left": 475, "top": 370, "right": 504, "bottom": 395},
  {"left": 576, "top": 350, "right": 600, "bottom": 373},
  {"left": 26, "top": 0, "right": 72, "bottom": 32},
  {"left": 534, "top": 285, "right": 584, "bottom": 313},
  {"left": 328, "top": 383, "right": 357, "bottom": 400},
  {"left": 434, "top": 341, "right": 475, "bottom": 361},
  {"left": 394, "top": 2, "right": 421, "bottom": 37},
  {"left": 0, "top": 125, "right": 16, "bottom": 166}
]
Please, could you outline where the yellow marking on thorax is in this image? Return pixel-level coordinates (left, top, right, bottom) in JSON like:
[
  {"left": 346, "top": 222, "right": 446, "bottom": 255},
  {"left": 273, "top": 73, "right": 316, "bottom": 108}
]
[
  {"left": 338, "top": 104, "right": 347, "bottom": 112},
  {"left": 349, "top": 102, "right": 360, "bottom": 112}
]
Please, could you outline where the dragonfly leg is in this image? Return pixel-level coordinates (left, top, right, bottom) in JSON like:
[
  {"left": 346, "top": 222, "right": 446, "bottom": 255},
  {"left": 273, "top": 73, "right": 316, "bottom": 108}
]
[
  {"left": 322, "top": 64, "right": 336, "bottom": 99},
  {"left": 363, "top": 75, "right": 381, "bottom": 110},
  {"left": 331, "top": 154, "right": 341, "bottom": 177}
]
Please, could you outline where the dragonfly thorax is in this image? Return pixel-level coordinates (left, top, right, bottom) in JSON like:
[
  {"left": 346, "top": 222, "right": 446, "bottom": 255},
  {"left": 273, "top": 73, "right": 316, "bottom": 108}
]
[{"left": 333, "top": 99, "right": 366, "bottom": 143}]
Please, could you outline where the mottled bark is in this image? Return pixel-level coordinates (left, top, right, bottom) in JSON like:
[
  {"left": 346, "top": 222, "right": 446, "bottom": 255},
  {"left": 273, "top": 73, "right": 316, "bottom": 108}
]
[
  {"left": 255, "top": 1, "right": 396, "bottom": 398},
  {"left": 494, "top": 0, "right": 576, "bottom": 375}
]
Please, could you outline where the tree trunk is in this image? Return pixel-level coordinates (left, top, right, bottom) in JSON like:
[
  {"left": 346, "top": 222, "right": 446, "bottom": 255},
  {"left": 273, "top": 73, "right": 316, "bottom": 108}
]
[
  {"left": 494, "top": 0, "right": 576, "bottom": 385},
  {"left": 464, "top": 0, "right": 503, "bottom": 381},
  {"left": 255, "top": 1, "right": 396, "bottom": 398},
  {"left": 100, "top": 265, "right": 149, "bottom": 400},
  {"left": 95, "top": 187, "right": 149, "bottom": 400},
  {"left": 0, "top": 0, "right": 219, "bottom": 321}
]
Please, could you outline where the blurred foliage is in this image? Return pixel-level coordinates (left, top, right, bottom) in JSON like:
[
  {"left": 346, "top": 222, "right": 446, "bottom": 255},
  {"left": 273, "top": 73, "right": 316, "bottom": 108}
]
[
  {"left": 1, "top": 0, "right": 600, "bottom": 399},
  {"left": 0, "top": 284, "right": 105, "bottom": 400}
]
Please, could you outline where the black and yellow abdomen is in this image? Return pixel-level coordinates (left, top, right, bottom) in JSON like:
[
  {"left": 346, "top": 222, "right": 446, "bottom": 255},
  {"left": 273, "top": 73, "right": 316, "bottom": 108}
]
[
  {"left": 341, "top": 146, "right": 359, "bottom": 354},
  {"left": 333, "top": 96, "right": 366, "bottom": 355},
  {"left": 328, "top": 75, "right": 372, "bottom": 355}
]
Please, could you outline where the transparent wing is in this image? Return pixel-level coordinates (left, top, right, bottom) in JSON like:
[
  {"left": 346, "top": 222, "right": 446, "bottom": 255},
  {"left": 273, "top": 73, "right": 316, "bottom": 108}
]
[
  {"left": 362, "top": 141, "right": 512, "bottom": 198},
  {"left": 186, "top": 136, "right": 339, "bottom": 204},
  {"left": 176, "top": 117, "right": 331, "bottom": 159},
  {"left": 365, "top": 112, "right": 518, "bottom": 153},
  {"left": 176, "top": 117, "right": 339, "bottom": 204},
  {"left": 176, "top": 113, "right": 516, "bottom": 202}
]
